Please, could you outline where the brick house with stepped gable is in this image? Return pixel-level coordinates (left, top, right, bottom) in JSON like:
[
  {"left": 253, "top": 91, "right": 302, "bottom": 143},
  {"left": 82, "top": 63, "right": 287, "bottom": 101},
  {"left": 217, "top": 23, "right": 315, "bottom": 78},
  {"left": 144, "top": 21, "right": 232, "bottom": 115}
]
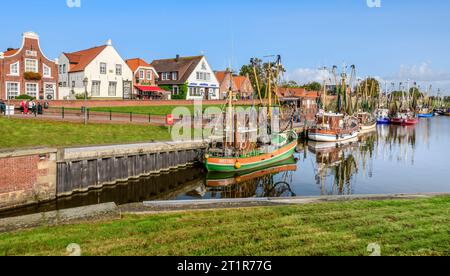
[{"left": 0, "top": 32, "right": 59, "bottom": 100}]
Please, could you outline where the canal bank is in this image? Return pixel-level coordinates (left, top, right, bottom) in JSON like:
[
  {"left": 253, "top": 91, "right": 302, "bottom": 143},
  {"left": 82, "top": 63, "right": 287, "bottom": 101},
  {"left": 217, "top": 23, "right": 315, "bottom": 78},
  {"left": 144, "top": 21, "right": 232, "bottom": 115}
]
[
  {"left": 1, "top": 194, "right": 449, "bottom": 256},
  {"left": 0, "top": 140, "right": 207, "bottom": 212}
]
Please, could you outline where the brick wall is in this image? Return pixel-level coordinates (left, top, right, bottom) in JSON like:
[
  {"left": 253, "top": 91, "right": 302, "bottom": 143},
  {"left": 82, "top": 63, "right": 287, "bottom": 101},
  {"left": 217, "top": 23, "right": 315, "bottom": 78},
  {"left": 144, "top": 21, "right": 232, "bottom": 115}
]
[{"left": 0, "top": 149, "right": 57, "bottom": 210}]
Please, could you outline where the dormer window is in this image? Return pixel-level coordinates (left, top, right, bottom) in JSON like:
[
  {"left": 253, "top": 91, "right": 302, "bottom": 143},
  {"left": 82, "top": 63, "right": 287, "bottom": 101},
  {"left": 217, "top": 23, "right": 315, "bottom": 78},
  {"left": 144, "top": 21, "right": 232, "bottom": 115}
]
[
  {"left": 162, "top": 72, "right": 169, "bottom": 81},
  {"left": 172, "top": 72, "right": 178, "bottom": 80},
  {"left": 10, "top": 62, "right": 19, "bottom": 76},
  {"left": 139, "top": 70, "right": 145, "bottom": 80},
  {"left": 146, "top": 70, "right": 152, "bottom": 80}
]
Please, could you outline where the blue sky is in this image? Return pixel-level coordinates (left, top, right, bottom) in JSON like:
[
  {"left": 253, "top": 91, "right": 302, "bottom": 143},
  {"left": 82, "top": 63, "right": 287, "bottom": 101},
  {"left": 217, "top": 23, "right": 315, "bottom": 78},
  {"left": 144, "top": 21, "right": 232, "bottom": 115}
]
[{"left": 1, "top": 0, "right": 449, "bottom": 94}]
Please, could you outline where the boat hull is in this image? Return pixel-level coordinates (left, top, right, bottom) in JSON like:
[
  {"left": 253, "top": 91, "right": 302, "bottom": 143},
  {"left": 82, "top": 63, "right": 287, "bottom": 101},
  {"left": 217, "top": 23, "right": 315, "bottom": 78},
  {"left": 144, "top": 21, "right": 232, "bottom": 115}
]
[
  {"left": 308, "top": 130, "right": 359, "bottom": 142},
  {"left": 391, "top": 118, "right": 419, "bottom": 125},
  {"left": 377, "top": 118, "right": 390, "bottom": 124},
  {"left": 360, "top": 122, "right": 377, "bottom": 131},
  {"left": 418, "top": 113, "right": 434, "bottom": 118},
  {"left": 205, "top": 140, "right": 298, "bottom": 172}
]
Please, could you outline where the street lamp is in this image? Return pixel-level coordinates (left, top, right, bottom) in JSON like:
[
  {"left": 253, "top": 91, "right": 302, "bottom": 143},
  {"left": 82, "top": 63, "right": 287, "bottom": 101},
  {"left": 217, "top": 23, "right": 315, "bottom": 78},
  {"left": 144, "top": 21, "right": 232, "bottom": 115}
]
[{"left": 83, "top": 77, "right": 89, "bottom": 125}]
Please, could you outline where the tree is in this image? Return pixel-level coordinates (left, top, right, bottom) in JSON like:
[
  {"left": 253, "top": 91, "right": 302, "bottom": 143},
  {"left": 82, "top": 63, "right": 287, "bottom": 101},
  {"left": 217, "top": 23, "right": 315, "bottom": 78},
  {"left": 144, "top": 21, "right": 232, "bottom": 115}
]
[
  {"left": 280, "top": 80, "right": 299, "bottom": 88},
  {"left": 240, "top": 57, "right": 286, "bottom": 99},
  {"left": 301, "top": 82, "right": 322, "bottom": 91}
]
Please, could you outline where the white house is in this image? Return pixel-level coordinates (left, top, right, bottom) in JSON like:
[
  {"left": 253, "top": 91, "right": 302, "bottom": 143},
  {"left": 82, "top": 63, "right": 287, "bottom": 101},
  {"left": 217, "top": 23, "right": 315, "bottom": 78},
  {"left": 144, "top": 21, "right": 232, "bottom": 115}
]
[
  {"left": 151, "top": 55, "right": 220, "bottom": 100},
  {"left": 58, "top": 39, "right": 133, "bottom": 100}
]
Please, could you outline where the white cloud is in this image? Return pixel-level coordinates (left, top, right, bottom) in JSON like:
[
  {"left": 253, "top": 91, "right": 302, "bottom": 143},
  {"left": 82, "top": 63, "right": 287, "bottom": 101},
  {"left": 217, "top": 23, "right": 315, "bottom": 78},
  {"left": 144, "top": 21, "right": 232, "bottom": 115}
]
[
  {"left": 286, "top": 68, "right": 332, "bottom": 84},
  {"left": 384, "top": 62, "right": 450, "bottom": 95}
]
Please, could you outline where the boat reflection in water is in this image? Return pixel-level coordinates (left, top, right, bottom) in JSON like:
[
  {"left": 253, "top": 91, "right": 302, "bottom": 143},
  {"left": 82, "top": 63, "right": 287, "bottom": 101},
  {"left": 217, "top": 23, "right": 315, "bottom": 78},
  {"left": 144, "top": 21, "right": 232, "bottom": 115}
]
[{"left": 205, "top": 157, "right": 298, "bottom": 198}]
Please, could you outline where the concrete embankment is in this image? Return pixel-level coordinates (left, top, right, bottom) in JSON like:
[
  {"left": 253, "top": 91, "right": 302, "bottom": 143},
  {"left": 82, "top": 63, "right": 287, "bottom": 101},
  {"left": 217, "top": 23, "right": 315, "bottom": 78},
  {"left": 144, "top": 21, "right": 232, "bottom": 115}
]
[
  {"left": 0, "top": 140, "right": 207, "bottom": 211},
  {"left": 121, "top": 193, "right": 450, "bottom": 213},
  {"left": 0, "top": 203, "right": 120, "bottom": 233}
]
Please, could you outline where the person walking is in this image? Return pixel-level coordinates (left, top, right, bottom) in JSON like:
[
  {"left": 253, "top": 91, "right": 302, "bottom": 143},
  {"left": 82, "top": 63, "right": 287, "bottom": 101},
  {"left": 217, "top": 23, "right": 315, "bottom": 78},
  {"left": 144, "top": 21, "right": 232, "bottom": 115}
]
[
  {"left": 37, "top": 102, "right": 43, "bottom": 115},
  {"left": 28, "top": 100, "right": 34, "bottom": 115},
  {"left": 20, "top": 100, "right": 26, "bottom": 114},
  {"left": 0, "top": 99, "right": 5, "bottom": 115},
  {"left": 31, "top": 101, "right": 37, "bottom": 116},
  {"left": 24, "top": 101, "right": 29, "bottom": 115}
]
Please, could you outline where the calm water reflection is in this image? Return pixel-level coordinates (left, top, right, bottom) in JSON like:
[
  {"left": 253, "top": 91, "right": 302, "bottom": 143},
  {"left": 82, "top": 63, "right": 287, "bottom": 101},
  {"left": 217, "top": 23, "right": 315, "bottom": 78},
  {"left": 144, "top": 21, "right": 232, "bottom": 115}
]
[{"left": 1, "top": 117, "right": 449, "bottom": 218}]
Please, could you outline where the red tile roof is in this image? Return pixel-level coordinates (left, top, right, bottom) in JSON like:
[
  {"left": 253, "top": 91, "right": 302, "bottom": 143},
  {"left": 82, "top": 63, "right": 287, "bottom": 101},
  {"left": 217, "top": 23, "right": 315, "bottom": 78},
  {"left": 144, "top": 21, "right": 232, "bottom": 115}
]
[
  {"left": 64, "top": 45, "right": 107, "bottom": 72},
  {"left": 215, "top": 71, "right": 227, "bottom": 83},
  {"left": 3, "top": 48, "right": 19, "bottom": 57},
  {"left": 126, "top": 58, "right": 153, "bottom": 73},
  {"left": 278, "top": 87, "right": 320, "bottom": 98},
  {"left": 233, "top": 76, "right": 247, "bottom": 91}
]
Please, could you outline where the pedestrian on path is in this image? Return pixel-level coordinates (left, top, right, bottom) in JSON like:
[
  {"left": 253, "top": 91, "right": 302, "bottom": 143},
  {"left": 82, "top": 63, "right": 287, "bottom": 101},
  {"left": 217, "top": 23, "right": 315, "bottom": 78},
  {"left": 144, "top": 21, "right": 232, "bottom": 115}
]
[
  {"left": 31, "top": 101, "right": 37, "bottom": 116},
  {"left": 24, "top": 101, "right": 29, "bottom": 114},
  {"left": 37, "top": 102, "right": 43, "bottom": 115},
  {"left": 20, "top": 100, "right": 26, "bottom": 114},
  {"left": 0, "top": 99, "right": 5, "bottom": 115}
]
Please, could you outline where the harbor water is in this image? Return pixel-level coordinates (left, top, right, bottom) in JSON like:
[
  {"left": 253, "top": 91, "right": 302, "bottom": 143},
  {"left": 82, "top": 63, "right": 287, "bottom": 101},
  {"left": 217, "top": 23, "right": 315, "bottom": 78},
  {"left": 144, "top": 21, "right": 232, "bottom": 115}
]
[{"left": 1, "top": 117, "right": 449, "bottom": 218}]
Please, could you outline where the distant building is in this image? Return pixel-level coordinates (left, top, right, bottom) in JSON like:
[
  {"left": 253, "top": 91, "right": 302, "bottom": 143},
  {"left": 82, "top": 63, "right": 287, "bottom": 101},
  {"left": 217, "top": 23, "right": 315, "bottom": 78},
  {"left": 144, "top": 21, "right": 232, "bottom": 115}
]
[
  {"left": 152, "top": 55, "right": 220, "bottom": 100},
  {"left": 278, "top": 87, "right": 321, "bottom": 122},
  {"left": 125, "top": 58, "right": 169, "bottom": 100},
  {"left": 0, "top": 32, "right": 59, "bottom": 100},
  {"left": 58, "top": 39, "right": 133, "bottom": 100},
  {"left": 215, "top": 70, "right": 254, "bottom": 100}
]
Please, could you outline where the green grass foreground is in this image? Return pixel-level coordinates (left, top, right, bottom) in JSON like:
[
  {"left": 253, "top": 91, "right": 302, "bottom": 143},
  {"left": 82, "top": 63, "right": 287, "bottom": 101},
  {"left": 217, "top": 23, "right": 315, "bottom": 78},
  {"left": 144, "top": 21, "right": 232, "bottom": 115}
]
[
  {"left": 88, "top": 104, "right": 225, "bottom": 116},
  {"left": 0, "top": 118, "right": 171, "bottom": 149},
  {"left": 0, "top": 196, "right": 449, "bottom": 256}
]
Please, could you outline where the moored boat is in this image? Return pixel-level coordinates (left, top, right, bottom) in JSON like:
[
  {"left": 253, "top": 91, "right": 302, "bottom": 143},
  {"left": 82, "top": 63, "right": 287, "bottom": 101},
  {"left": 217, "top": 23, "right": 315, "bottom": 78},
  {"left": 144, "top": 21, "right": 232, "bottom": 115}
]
[
  {"left": 205, "top": 132, "right": 298, "bottom": 172},
  {"left": 308, "top": 113, "right": 360, "bottom": 142},
  {"left": 357, "top": 112, "right": 377, "bottom": 131},
  {"left": 390, "top": 112, "right": 419, "bottom": 126},
  {"left": 376, "top": 109, "right": 390, "bottom": 124}
]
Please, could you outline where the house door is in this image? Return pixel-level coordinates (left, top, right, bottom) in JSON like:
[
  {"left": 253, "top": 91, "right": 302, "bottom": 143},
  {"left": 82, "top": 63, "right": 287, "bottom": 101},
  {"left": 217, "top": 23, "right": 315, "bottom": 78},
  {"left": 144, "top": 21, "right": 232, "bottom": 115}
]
[
  {"left": 44, "top": 83, "right": 56, "bottom": 100},
  {"left": 204, "top": 88, "right": 209, "bottom": 100}
]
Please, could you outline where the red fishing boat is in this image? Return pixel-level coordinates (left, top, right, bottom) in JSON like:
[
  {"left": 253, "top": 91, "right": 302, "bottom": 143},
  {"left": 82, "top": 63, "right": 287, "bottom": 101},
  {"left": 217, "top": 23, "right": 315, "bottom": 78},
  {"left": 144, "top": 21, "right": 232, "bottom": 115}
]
[{"left": 390, "top": 112, "right": 419, "bottom": 126}]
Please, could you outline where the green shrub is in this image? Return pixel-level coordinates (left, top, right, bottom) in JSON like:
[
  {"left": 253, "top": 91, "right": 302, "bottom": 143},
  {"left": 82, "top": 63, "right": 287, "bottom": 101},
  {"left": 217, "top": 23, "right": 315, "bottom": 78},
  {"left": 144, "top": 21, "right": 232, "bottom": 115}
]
[
  {"left": 15, "top": 95, "right": 36, "bottom": 100},
  {"left": 75, "top": 93, "right": 91, "bottom": 100}
]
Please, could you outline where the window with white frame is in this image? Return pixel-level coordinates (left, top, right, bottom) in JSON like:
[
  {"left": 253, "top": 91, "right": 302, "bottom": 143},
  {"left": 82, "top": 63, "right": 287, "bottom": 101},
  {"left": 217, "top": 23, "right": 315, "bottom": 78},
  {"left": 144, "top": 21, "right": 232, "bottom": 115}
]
[
  {"left": 25, "top": 59, "right": 38, "bottom": 73},
  {"left": 91, "top": 81, "right": 101, "bottom": 96},
  {"left": 146, "top": 70, "right": 152, "bottom": 80},
  {"left": 63, "top": 64, "right": 66, "bottom": 74},
  {"left": 161, "top": 72, "right": 169, "bottom": 81},
  {"left": 173, "top": 85, "right": 179, "bottom": 95},
  {"left": 116, "top": 64, "right": 122, "bottom": 76},
  {"left": 100, "top": 63, "right": 107, "bottom": 74},
  {"left": 139, "top": 70, "right": 144, "bottom": 80},
  {"left": 43, "top": 64, "right": 51, "bottom": 77},
  {"left": 108, "top": 81, "right": 117, "bottom": 96},
  {"left": 10, "top": 62, "right": 19, "bottom": 76},
  {"left": 172, "top": 72, "right": 178, "bottom": 80},
  {"left": 26, "top": 83, "right": 38, "bottom": 97},
  {"left": 6, "top": 82, "right": 20, "bottom": 99}
]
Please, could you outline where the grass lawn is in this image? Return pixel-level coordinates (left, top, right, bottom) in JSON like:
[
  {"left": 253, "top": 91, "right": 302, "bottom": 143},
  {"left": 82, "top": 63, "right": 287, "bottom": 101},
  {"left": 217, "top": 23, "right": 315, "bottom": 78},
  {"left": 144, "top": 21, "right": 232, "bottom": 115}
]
[
  {"left": 0, "top": 118, "right": 171, "bottom": 149},
  {"left": 0, "top": 196, "right": 449, "bottom": 256},
  {"left": 87, "top": 104, "right": 226, "bottom": 116}
]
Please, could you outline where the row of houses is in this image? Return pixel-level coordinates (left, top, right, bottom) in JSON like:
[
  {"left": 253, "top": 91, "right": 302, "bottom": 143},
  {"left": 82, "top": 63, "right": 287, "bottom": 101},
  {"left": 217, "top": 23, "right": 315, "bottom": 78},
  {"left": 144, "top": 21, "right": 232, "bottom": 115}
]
[{"left": 0, "top": 32, "right": 254, "bottom": 101}]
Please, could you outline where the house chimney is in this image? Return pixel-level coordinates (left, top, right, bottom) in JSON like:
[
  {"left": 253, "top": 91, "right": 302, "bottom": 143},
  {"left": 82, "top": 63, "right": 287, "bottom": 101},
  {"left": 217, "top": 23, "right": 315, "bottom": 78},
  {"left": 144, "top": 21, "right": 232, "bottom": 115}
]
[
  {"left": 106, "top": 39, "right": 113, "bottom": 46},
  {"left": 175, "top": 54, "right": 180, "bottom": 62}
]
